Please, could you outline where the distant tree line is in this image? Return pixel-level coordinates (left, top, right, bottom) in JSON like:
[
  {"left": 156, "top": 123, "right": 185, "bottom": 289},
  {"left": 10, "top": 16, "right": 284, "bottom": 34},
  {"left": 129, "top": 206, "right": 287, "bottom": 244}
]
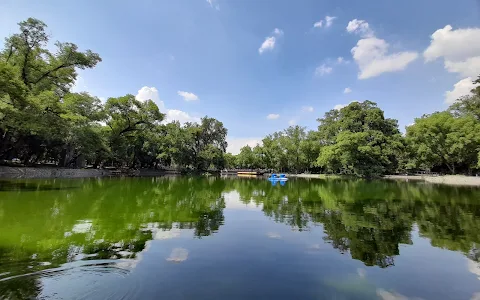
[
  {"left": 0, "top": 18, "right": 227, "bottom": 171},
  {"left": 1, "top": 18, "right": 480, "bottom": 176},
  {"left": 228, "top": 83, "right": 480, "bottom": 177}
]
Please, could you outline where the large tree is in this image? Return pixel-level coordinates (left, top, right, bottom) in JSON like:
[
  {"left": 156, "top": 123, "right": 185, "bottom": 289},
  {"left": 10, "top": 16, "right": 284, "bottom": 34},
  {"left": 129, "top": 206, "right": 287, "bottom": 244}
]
[
  {"left": 316, "top": 101, "right": 404, "bottom": 178},
  {"left": 406, "top": 112, "right": 480, "bottom": 174}
]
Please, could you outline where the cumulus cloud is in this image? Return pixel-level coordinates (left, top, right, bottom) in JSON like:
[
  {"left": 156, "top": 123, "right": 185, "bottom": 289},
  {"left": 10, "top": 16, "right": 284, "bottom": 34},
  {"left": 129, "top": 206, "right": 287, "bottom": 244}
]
[
  {"left": 136, "top": 86, "right": 199, "bottom": 124},
  {"left": 302, "top": 106, "right": 314, "bottom": 112},
  {"left": 424, "top": 25, "right": 480, "bottom": 79},
  {"left": 424, "top": 25, "right": 480, "bottom": 62},
  {"left": 424, "top": 25, "right": 480, "bottom": 78},
  {"left": 267, "top": 113, "right": 280, "bottom": 120},
  {"left": 177, "top": 91, "right": 199, "bottom": 101},
  {"left": 346, "top": 19, "right": 374, "bottom": 37},
  {"left": 344, "top": 87, "right": 352, "bottom": 94},
  {"left": 334, "top": 104, "right": 347, "bottom": 110},
  {"left": 165, "top": 109, "right": 201, "bottom": 124},
  {"left": 288, "top": 119, "right": 296, "bottom": 125},
  {"left": 136, "top": 86, "right": 162, "bottom": 104},
  {"left": 445, "top": 57, "right": 480, "bottom": 77},
  {"left": 423, "top": 25, "right": 480, "bottom": 103},
  {"left": 226, "top": 137, "right": 262, "bottom": 154},
  {"left": 315, "top": 64, "right": 333, "bottom": 76},
  {"left": 351, "top": 37, "right": 418, "bottom": 79},
  {"left": 259, "top": 28, "right": 283, "bottom": 54},
  {"left": 346, "top": 19, "right": 418, "bottom": 79},
  {"left": 445, "top": 77, "right": 478, "bottom": 104},
  {"left": 313, "top": 16, "right": 336, "bottom": 29}
]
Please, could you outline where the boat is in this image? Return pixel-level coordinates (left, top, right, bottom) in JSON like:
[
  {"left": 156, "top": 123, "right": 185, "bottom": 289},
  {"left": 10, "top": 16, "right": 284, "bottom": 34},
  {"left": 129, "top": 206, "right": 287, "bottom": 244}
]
[{"left": 268, "top": 173, "right": 288, "bottom": 181}]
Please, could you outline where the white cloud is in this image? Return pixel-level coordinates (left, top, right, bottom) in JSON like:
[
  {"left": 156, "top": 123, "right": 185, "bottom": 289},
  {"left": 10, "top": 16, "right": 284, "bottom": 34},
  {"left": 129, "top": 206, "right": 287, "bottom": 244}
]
[
  {"left": 288, "top": 119, "right": 296, "bottom": 125},
  {"left": 165, "top": 110, "right": 200, "bottom": 124},
  {"left": 267, "top": 113, "right": 280, "bottom": 120},
  {"left": 325, "top": 16, "right": 336, "bottom": 28},
  {"left": 334, "top": 104, "right": 347, "bottom": 110},
  {"left": 302, "top": 106, "right": 314, "bottom": 112},
  {"left": 424, "top": 25, "right": 480, "bottom": 62},
  {"left": 99, "top": 97, "right": 106, "bottom": 102},
  {"left": 259, "top": 28, "right": 283, "bottom": 54},
  {"left": 344, "top": 87, "right": 352, "bottom": 94},
  {"left": 226, "top": 138, "right": 262, "bottom": 155},
  {"left": 351, "top": 37, "right": 418, "bottom": 79},
  {"left": 444, "top": 77, "right": 478, "bottom": 104},
  {"left": 313, "top": 16, "right": 336, "bottom": 29},
  {"left": 136, "top": 86, "right": 199, "bottom": 124},
  {"left": 445, "top": 56, "right": 480, "bottom": 77},
  {"left": 136, "top": 86, "right": 162, "bottom": 104},
  {"left": 313, "top": 20, "right": 323, "bottom": 28},
  {"left": 315, "top": 64, "right": 333, "bottom": 76},
  {"left": 259, "top": 37, "right": 276, "bottom": 54},
  {"left": 177, "top": 91, "right": 199, "bottom": 101},
  {"left": 424, "top": 25, "right": 480, "bottom": 78},
  {"left": 346, "top": 19, "right": 374, "bottom": 37}
]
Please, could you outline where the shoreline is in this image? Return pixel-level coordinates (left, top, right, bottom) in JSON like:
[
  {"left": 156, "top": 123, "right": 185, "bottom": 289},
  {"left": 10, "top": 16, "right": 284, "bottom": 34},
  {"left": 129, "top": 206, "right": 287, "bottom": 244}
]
[
  {"left": 0, "top": 166, "right": 178, "bottom": 179},
  {"left": 1, "top": 166, "right": 480, "bottom": 187},
  {"left": 290, "top": 173, "right": 480, "bottom": 187}
]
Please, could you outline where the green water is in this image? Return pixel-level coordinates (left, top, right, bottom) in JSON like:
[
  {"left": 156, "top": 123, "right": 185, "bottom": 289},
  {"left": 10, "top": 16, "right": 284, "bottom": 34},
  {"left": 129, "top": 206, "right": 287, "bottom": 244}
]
[{"left": 0, "top": 177, "right": 480, "bottom": 299}]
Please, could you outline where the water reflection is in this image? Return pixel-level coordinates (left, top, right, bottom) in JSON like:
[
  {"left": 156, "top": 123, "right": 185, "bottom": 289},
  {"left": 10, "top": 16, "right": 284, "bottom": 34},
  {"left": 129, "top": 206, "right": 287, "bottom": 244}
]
[{"left": 0, "top": 177, "right": 480, "bottom": 299}]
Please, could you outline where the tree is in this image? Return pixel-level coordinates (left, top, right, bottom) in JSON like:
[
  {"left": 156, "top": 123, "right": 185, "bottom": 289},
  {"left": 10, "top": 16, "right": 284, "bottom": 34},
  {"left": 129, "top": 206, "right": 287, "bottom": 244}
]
[
  {"left": 224, "top": 153, "right": 237, "bottom": 169},
  {"left": 406, "top": 112, "right": 480, "bottom": 174},
  {"left": 316, "top": 101, "right": 404, "bottom": 178},
  {"left": 104, "top": 95, "right": 164, "bottom": 167},
  {"left": 0, "top": 18, "right": 102, "bottom": 165},
  {"left": 300, "top": 131, "right": 321, "bottom": 170},
  {"left": 2, "top": 18, "right": 101, "bottom": 94},
  {"left": 236, "top": 145, "right": 255, "bottom": 169},
  {"left": 449, "top": 76, "right": 480, "bottom": 121}
]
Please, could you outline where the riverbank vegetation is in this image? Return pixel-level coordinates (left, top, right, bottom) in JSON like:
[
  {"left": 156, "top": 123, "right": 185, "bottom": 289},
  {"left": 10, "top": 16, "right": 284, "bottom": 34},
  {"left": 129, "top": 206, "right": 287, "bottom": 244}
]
[
  {"left": 0, "top": 18, "right": 227, "bottom": 171},
  {"left": 1, "top": 18, "right": 480, "bottom": 176}
]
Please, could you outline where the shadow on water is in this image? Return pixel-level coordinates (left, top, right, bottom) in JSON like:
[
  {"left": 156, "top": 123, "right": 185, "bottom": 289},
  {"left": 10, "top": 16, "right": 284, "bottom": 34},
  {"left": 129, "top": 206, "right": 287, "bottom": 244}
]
[{"left": 0, "top": 180, "right": 80, "bottom": 192}]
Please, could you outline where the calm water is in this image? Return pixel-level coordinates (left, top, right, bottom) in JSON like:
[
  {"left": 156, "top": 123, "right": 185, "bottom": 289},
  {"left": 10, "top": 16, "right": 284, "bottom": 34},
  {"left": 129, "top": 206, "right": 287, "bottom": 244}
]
[{"left": 1, "top": 177, "right": 480, "bottom": 300}]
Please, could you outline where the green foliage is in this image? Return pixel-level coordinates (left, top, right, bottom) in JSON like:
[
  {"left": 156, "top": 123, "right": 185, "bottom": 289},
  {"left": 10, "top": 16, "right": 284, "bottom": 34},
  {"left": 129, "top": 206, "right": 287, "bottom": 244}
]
[
  {"left": 406, "top": 112, "right": 480, "bottom": 173},
  {"left": 0, "top": 18, "right": 228, "bottom": 170},
  {"left": 316, "top": 101, "right": 404, "bottom": 178}
]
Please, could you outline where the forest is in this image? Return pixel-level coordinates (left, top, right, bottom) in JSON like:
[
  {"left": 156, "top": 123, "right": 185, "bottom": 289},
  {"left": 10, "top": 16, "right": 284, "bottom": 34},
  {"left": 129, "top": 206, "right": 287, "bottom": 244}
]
[{"left": 1, "top": 18, "right": 480, "bottom": 177}]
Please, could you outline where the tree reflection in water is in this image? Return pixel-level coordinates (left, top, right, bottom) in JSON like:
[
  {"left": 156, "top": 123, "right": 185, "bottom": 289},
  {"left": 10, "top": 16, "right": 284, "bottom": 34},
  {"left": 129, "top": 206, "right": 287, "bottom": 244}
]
[{"left": 1, "top": 176, "right": 480, "bottom": 298}]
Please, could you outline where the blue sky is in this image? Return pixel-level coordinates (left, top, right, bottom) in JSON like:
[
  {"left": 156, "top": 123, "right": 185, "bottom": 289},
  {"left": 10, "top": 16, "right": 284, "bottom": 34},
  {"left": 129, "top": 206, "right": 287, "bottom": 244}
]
[{"left": 1, "top": 0, "right": 480, "bottom": 154}]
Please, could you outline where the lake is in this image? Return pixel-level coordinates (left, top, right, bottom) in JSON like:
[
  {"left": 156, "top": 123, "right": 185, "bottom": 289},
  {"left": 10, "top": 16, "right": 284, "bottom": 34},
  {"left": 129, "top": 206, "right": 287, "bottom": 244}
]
[{"left": 0, "top": 177, "right": 480, "bottom": 299}]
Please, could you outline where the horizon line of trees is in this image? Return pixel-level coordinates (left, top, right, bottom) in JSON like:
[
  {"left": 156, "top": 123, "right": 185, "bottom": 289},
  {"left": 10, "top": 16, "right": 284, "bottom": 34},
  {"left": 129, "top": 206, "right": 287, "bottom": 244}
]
[
  {"left": 1, "top": 18, "right": 480, "bottom": 177},
  {"left": 228, "top": 82, "right": 480, "bottom": 177}
]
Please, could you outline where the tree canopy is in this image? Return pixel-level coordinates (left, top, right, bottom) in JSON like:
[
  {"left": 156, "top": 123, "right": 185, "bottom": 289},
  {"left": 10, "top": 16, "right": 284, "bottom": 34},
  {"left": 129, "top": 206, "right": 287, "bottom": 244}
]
[{"left": 0, "top": 18, "right": 227, "bottom": 171}]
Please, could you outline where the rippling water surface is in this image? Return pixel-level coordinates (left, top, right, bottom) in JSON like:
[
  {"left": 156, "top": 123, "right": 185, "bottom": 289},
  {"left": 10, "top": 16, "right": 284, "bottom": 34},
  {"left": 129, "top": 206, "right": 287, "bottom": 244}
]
[{"left": 1, "top": 177, "right": 480, "bottom": 299}]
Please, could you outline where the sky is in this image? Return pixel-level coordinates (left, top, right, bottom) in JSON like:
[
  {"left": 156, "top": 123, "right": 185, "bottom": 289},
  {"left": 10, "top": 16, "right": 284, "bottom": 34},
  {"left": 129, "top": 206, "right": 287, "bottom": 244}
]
[{"left": 1, "top": 0, "right": 480, "bottom": 154}]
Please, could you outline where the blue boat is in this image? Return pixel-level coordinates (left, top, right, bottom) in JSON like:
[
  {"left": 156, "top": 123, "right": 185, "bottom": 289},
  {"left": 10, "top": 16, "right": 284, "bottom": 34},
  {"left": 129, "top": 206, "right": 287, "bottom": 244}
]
[{"left": 268, "top": 173, "right": 288, "bottom": 181}]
